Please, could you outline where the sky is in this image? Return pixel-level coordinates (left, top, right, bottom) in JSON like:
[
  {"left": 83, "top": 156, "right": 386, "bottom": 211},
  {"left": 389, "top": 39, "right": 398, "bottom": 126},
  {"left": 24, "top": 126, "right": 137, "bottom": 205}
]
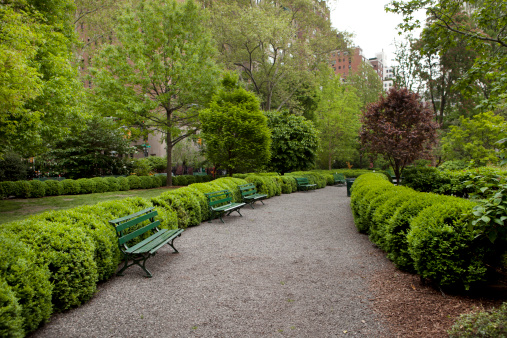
[{"left": 329, "top": 0, "right": 425, "bottom": 66}]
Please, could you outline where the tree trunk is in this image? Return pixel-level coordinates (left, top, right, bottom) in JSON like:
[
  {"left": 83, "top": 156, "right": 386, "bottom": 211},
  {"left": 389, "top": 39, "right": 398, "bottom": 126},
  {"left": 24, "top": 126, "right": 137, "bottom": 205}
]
[{"left": 166, "top": 128, "right": 172, "bottom": 187}]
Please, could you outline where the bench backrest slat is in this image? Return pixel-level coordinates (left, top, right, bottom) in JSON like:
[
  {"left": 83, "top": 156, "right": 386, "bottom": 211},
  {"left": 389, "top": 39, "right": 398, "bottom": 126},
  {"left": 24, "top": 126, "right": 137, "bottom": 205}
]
[
  {"left": 114, "top": 210, "right": 158, "bottom": 233},
  {"left": 295, "top": 177, "right": 310, "bottom": 184},
  {"left": 205, "top": 190, "right": 233, "bottom": 207},
  {"left": 239, "top": 183, "right": 257, "bottom": 196},
  {"left": 109, "top": 207, "right": 155, "bottom": 226},
  {"left": 118, "top": 220, "right": 161, "bottom": 246}
]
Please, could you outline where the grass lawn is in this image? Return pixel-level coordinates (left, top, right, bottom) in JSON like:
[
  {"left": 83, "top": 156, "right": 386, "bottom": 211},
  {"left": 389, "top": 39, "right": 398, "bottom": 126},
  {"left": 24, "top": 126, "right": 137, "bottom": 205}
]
[{"left": 0, "top": 186, "right": 178, "bottom": 225}]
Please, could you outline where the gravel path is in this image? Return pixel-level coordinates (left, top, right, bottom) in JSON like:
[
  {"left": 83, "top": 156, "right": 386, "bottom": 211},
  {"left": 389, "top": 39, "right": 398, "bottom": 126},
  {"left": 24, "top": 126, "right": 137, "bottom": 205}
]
[{"left": 32, "top": 186, "right": 391, "bottom": 337}]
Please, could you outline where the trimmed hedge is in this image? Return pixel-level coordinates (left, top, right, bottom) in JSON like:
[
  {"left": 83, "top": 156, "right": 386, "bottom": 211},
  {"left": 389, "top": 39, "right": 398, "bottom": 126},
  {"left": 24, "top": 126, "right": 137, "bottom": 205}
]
[
  {"left": 350, "top": 172, "right": 489, "bottom": 290},
  {"left": 0, "top": 234, "right": 53, "bottom": 333},
  {"left": 0, "top": 278, "right": 23, "bottom": 338},
  {"left": 76, "top": 178, "right": 96, "bottom": 194},
  {"left": 43, "top": 180, "right": 63, "bottom": 196}
]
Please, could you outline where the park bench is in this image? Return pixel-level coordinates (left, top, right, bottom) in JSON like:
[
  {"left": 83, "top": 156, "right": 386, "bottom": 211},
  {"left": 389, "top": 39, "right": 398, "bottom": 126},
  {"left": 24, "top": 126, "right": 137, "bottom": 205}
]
[
  {"left": 238, "top": 183, "right": 267, "bottom": 209},
  {"left": 295, "top": 177, "right": 317, "bottom": 191},
  {"left": 205, "top": 190, "right": 245, "bottom": 223},
  {"left": 333, "top": 173, "right": 346, "bottom": 185},
  {"left": 109, "top": 207, "right": 184, "bottom": 278}
]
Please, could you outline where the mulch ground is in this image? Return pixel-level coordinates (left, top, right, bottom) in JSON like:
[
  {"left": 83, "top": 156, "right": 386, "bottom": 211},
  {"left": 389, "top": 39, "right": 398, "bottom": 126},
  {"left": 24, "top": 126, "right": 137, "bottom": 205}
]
[{"left": 368, "top": 248, "right": 507, "bottom": 337}]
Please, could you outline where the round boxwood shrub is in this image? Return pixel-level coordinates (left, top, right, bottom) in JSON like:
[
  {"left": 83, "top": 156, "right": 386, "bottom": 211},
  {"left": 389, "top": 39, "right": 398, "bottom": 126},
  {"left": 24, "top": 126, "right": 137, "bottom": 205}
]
[
  {"left": 407, "top": 197, "right": 485, "bottom": 290},
  {"left": 91, "top": 177, "right": 108, "bottom": 193},
  {"left": 139, "top": 176, "right": 152, "bottom": 189},
  {"left": 402, "top": 166, "right": 441, "bottom": 193},
  {"left": 32, "top": 209, "right": 117, "bottom": 281},
  {"left": 365, "top": 186, "right": 402, "bottom": 246},
  {"left": 117, "top": 176, "right": 130, "bottom": 191},
  {"left": 370, "top": 187, "right": 417, "bottom": 251},
  {"left": 350, "top": 173, "right": 391, "bottom": 227},
  {"left": 126, "top": 175, "right": 140, "bottom": 189},
  {"left": 383, "top": 192, "right": 443, "bottom": 271},
  {"left": 28, "top": 180, "right": 46, "bottom": 198},
  {"left": 76, "top": 178, "right": 96, "bottom": 194},
  {"left": 0, "top": 234, "right": 52, "bottom": 333},
  {"left": 155, "top": 175, "right": 166, "bottom": 187},
  {"left": 149, "top": 176, "right": 161, "bottom": 188},
  {"left": 184, "top": 175, "right": 196, "bottom": 185},
  {"left": 12, "top": 181, "right": 31, "bottom": 198},
  {"left": 152, "top": 191, "right": 192, "bottom": 229},
  {"left": 183, "top": 185, "right": 209, "bottom": 222},
  {"left": 164, "top": 189, "right": 202, "bottom": 226},
  {"left": 353, "top": 183, "right": 394, "bottom": 233},
  {"left": 61, "top": 179, "right": 81, "bottom": 195},
  {"left": 280, "top": 176, "right": 294, "bottom": 194},
  {"left": 104, "top": 177, "right": 120, "bottom": 192},
  {"left": 0, "top": 220, "right": 98, "bottom": 311},
  {"left": 448, "top": 302, "right": 507, "bottom": 337},
  {"left": 43, "top": 180, "right": 63, "bottom": 196},
  {"left": 245, "top": 175, "right": 274, "bottom": 198},
  {"left": 0, "top": 278, "right": 23, "bottom": 338}
]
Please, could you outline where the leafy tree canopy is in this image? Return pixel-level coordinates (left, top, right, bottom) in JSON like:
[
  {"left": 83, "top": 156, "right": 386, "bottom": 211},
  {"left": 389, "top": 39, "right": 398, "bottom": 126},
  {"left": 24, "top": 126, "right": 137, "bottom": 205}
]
[
  {"left": 90, "top": 0, "right": 221, "bottom": 185},
  {"left": 441, "top": 111, "right": 507, "bottom": 166},
  {"left": 360, "top": 87, "right": 439, "bottom": 182},
  {"left": 0, "top": 0, "right": 83, "bottom": 158},
  {"left": 266, "top": 111, "right": 319, "bottom": 174},
  {"left": 200, "top": 74, "right": 271, "bottom": 175},
  {"left": 387, "top": 0, "right": 507, "bottom": 111},
  {"left": 315, "top": 67, "right": 361, "bottom": 170}
]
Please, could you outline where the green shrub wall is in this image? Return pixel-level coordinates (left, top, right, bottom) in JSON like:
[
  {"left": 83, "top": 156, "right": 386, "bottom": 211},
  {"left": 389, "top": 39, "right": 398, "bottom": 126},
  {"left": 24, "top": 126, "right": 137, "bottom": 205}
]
[{"left": 350, "top": 173, "right": 489, "bottom": 290}]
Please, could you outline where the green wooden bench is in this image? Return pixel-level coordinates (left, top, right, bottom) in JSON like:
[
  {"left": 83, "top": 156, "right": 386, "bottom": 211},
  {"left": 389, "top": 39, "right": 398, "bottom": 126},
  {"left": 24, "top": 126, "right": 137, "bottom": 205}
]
[
  {"left": 109, "top": 207, "right": 184, "bottom": 278},
  {"left": 295, "top": 177, "right": 317, "bottom": 191},
  {"left": 333, "top": 173, "right": 346, "bottom": 185},
  {"left": 205, "top": 190, "right": 245, "bottom": 223},
  {"left": 238, "top": 183, "right": 267, "bottom": 209}
]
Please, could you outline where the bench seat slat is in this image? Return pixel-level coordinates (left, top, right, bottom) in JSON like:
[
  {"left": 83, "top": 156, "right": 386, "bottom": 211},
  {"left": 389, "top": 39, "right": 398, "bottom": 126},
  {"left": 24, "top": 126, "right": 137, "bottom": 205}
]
[
  {"left": 212, "top": 202, "right": 245, "bottom": 212},
  {"left": 127, "top": 229, "right": 184, "bottom": 255},
  {"left": 244, "top": 193, "right": 267, "bottom": 200}
]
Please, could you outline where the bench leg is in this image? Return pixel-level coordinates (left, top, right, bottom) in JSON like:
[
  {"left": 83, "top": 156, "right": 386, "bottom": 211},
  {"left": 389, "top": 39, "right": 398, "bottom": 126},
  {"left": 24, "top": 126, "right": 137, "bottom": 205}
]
[
  {"left": 117, "top": 253, "right": 153, "bottom": 278},
  {"left": 166, "top": 235, "right": 180, "bottom": 253}
]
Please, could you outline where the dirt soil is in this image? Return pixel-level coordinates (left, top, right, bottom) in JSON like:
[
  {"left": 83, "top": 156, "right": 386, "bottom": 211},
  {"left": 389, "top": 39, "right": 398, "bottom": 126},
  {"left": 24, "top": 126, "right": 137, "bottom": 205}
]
[{"left": 368, "top": 255, "right": 506, "bottom": 337}]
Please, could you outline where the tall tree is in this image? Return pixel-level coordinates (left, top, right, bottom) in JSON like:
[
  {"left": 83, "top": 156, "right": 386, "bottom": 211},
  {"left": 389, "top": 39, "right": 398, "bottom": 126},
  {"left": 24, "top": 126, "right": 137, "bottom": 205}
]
[
  {"left": 387, "top": 0, "right": 507, "bottom": 111},
  {"left": 203, "top": 0, "right": 348, "bottom": 112},
  {"left": 360, "top": 87, "right": 439, "bottom": 183},
  {"left": 0, "top": 0, "right": 83, "bottom": 158},
  {"left": 441, "top": 111, "right": 507, "bottom": 166},
  {"left": 200, "top": 77, "right": 271, "bottom": 175},
  {"left": 315, "top": 68, "right": 361, "bottom": 169},
  {"left": 90, "top": 0, "right": 221, "bottom": 186},
  {"left": 266, "top": 111, "right": 319, "bottom": 174},
  {"left": 347, "top": 61, "right": 384, "bottom": 110}
]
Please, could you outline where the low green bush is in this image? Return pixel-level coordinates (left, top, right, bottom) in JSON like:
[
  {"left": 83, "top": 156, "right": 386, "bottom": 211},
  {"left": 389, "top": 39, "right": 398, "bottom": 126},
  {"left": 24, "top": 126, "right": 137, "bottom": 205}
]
[
  {"left": 91, "top": 177, "right": 108, "bottom": 193},
  {"left": 152, "top": 193, "right": 190, "bottom": 229},
  {"left": 449, "top": 302, "right": 507, "bottom": 337},
  {"left": 370, "top": 187, "right": 417, "bottom": 251},
  {"left": 12, "top": 181, "right": 31, "bottom": 198},
  {"left": 61, "top": 179, "right": 81, "bottom": 195},
  {"left": 148, "top": 176, "right": 159, "bottom": 188},
  {"left": 407, "top": 197, "right": 485, "bottom": 290},
  {"left": 161, "top": 189, "right": 202, "bottom": 227},
  {"left": 31, "top": 209, "right": 117, "bottom": 281},
  {"left": 384, "top": 193, "right": 443, "bottom": 271},
  {"left": 127, "top": 175, "right": 141, "bottom": 189},
  {"left": 117, "top": 176, "right": 130, "bottom": 191},
  {"left": 0, "top": 220, "right": 98, "bottom": 312},
  {"left": 0, "top": 278, "right": 23, "bottom": 338},
  {"left": 349, "top": 173, "right": 392, "bottom": 233},
  {"left": 188, "top": 183, "right": 223, "bottom": 221},
  {"left": 139, "top": 176, "right": 152, "bottom": 189},
  {"left": 104, "top": 177, "right": 120, "bottom": 192},
  {"left": 76, "top": 178, "right": 96, "bottom": 194},
  {"left": 180, "top": 186, "right": 209, "bottom": 222},
  {"left": 43, "top": 180, "right": 63, "bottom": 196},
  {"left": 28, "top": 180, "right": 46, "bottom": 198},
  {"left": 0, "top": 181, "right": 15, "bottom": 198},
  {"left": 280, "top": 176, "right": 295, "bottom": 194},
  {"left": 0, "top": 234, "right": 53, "bottom": 334},
  {"left": 155, "top": 175, "right": 166, "bottom": 187},
  {"left": 402, "top": 166, "right": 441, "bottom": 192},
  {"left": 438, "top": 160, "right": 469, "bottom": 171}
]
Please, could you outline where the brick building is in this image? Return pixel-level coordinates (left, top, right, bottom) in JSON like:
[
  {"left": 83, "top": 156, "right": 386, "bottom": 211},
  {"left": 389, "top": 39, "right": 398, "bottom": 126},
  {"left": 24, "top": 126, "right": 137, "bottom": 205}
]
[{"left": 329, "top": 47, "right": 368, "bottom": 80}]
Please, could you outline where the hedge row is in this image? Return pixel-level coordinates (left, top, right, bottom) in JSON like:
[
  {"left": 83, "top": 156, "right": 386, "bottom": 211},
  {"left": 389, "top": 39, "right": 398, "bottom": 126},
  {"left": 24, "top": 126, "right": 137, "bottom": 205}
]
[
  {"left": 402, "top": 166, "right": 507, "bottom": 198},
  {"left": 350, "top": 173, "right": 489, "bottom": 290},
  {"left": 0, "top": 174, "right": 214, "bottom": 199},
  {"left": 0, "top": 171, "right": 333, "bottom": 336}
]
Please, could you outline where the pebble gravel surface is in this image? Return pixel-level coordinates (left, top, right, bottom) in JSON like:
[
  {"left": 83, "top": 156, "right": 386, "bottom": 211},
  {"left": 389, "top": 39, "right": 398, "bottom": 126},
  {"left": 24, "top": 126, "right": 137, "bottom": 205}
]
[{"left": 32, "top": 186, "right": 390, "bottom": 337}]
